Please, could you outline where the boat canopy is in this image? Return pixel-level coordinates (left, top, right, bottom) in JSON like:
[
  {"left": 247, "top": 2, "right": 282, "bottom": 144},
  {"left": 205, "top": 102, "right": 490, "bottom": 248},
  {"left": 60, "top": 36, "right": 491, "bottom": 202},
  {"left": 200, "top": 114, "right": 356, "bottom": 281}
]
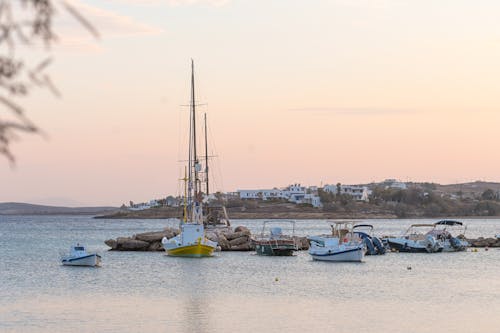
[
  {"left": 353, "top": 224, "right": 374, "bottom": 230},
  {"left": 435, "top": 220, "right": 463, "bottom": 226}
]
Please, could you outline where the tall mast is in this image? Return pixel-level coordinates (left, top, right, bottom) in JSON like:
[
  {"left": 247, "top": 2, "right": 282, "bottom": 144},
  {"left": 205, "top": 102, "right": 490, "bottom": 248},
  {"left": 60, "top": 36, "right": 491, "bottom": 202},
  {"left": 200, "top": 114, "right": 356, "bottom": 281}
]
[
  {"left": 204, "top": 113, "right": 209, "bottom": 196},
  {"left": 191, "top": 60, "right": 198, "bottom": 194}
]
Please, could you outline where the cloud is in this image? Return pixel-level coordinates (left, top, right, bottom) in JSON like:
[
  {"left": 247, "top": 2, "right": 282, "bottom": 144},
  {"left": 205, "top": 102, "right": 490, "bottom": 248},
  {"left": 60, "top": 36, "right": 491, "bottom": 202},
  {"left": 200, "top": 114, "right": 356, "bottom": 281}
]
[
  {"left": 288, "top": 107, "right": 417, "bottom": 116},
  {"left": 54, "top": 0, "right": 164, "bottom": 49},
  {"left": 107, "top": 0, "right": 230, "bottom": 6}
]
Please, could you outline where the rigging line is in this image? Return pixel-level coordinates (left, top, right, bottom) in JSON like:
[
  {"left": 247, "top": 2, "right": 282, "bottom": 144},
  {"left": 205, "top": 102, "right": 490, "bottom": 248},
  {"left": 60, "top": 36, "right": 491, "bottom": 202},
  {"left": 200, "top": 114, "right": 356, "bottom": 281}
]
[{"left": 206, "top": 114, "right": 225, "bottom": 194}]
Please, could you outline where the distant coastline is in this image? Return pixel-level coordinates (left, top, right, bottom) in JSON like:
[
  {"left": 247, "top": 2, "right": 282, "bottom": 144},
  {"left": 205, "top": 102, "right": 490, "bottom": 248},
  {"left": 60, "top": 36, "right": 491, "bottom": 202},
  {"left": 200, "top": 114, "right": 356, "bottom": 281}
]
[
  {"left": 94, "top": 202, "right": 500, "bottom": 220},
  {"left": 0, "top": 202, "right": 117, "bottom": 216}
]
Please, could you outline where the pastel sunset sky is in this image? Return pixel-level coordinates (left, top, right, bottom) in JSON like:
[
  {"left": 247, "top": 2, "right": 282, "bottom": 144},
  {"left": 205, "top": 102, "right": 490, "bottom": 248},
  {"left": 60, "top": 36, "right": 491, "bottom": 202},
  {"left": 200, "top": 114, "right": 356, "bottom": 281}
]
[{"left": 2, "top": 0, "right": 500, "bottom": 206}]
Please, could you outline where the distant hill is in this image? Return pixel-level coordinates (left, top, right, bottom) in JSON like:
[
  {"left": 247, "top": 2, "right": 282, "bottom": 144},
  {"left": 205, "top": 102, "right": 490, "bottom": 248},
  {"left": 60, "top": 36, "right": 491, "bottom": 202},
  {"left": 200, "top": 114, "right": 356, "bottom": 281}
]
[
  {"left": 0, "top": 202, "right": 118, "bottom": 215},
  {"left": 432, "top": 181, "right": 500, "bottom": 200}
]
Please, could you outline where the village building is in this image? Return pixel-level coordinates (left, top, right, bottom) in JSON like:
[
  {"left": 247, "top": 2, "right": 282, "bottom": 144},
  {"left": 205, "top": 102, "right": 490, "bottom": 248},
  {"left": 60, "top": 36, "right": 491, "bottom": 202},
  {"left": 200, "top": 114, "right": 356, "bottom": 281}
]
[
  {"left": 323, "top": 184, "right": 371, "bottom": 201},
  {"left": 237, "top": 183, "right": 322, "bottom": 208}
]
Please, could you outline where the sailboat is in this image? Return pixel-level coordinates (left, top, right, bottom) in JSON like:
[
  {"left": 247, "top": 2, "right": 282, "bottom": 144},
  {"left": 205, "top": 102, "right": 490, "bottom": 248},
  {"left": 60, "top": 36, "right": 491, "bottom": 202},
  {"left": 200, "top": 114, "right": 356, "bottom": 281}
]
[{"left": 161, "top": 60, "right": 218, "bottom": 257}]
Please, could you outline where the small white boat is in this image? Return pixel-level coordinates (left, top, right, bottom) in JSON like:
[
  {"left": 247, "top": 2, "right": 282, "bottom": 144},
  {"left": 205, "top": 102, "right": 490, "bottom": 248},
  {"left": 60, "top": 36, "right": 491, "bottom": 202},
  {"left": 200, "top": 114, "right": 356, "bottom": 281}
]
[
  {"left": 386, "top": 224, "right": 443, "bottom": 253},
  {"left": 61, "top": 244, "right": 101, "bottom": 267},
  {"left": 308, "top": 221, "right": 365, "bottom": 262}
]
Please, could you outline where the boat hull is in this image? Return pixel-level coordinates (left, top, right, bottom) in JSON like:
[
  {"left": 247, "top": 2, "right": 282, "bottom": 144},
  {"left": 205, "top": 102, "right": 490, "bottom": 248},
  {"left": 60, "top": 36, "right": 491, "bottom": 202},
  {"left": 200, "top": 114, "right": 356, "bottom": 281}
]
[
  {"left": 255, "top": 243, "right": 296, "bottom": 256},
  {"left": 386, "top": 239, "right": 443, "bottom": 253},
  {"left": 166, "top": 243, "right": 215, "bottom": 257},
  {"left": 62, "top": 254, "right": 101, "bottom": 267},
  {"left": 440, "top": 238, "right": 469, "bottom": 252},
  {"left": 310, "top": 247, "right": 364, "bottom": 262}
]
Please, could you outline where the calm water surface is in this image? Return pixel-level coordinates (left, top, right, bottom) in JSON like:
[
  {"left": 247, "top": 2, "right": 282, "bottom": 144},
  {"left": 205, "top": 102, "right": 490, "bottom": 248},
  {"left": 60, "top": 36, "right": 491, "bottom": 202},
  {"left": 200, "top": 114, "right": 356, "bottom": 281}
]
[{"left": 1, "top": 216, "right": 499, "bottom": 332}]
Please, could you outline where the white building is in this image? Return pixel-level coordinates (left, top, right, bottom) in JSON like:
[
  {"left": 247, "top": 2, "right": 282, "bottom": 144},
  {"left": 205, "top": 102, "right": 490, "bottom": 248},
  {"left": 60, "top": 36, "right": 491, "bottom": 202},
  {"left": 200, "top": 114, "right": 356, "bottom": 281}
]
[
  {"left": 383, "top": 179, "right": 407, "bottom": 190},
  {"left": 237, "top": 183, "right": 322, "bottom": 208},
  {"left": 323, "top": 184, "right": 371, "bottom": 201},
  {"left": 238, "top": 189, "right": 284, "bottom": 200},
  {"left": 303, "top": 193, "right": 323, "bottom": 208},
  {"left": 128, "top": 199, "right": 161, "bottom": 211}
]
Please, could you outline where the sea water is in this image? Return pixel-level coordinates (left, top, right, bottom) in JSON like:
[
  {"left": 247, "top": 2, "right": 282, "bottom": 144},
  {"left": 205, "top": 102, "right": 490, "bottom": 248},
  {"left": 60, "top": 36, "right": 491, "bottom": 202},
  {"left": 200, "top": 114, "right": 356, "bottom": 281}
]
[{"left": 1, "top": 216, "right": 499, "bottom": 332}]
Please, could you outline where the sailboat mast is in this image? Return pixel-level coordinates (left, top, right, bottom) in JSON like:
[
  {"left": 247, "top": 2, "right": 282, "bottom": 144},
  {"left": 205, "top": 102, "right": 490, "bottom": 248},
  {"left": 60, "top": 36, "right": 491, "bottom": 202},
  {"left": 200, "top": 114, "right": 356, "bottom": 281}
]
[
  {"left": 204, "top": 113, "right": 209, "bottom": 196},
  {"left": 191, "top": 60, "right": 199, "bottom": 199}
]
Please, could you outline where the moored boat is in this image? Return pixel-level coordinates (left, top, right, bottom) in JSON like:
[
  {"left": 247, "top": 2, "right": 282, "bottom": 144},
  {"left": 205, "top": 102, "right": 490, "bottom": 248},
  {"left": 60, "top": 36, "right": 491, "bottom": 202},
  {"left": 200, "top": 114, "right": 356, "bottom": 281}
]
[
  {"left": 252, "top": 221, "right": 298, "bottom": 256},
  {"left": 308, "top": 221, "right": 365, "bottom": 262},
  {"left": 386, "top": 224, "right": 443, "bottom": 253},
  {"left": 61, "top": 244, "right": 101, "bottom": 267},
  {"left": 428, "top": 220, "right": 469, "bottom": 252},
  {"left": 161, "top": 60, "right": 218, "bottom": 258}
]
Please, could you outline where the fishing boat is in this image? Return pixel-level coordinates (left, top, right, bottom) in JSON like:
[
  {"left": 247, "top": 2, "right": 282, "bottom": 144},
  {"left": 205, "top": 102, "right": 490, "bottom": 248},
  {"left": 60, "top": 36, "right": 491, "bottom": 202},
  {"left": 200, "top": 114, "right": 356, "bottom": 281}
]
[
  {"left": 428, "top": 220, "right": 469, "bottom": 252},
  {"left": 353, "top": 224, "right": 386, "bottom": 255},
  {"left": 308, "top": 221, "right": 365, "bottom": 262},
  {"left": 61, "top": 244, "right": 101, "bottom": 267},
  {"left": 252, "top": 220, "right": 298, "bottom": 256},
  {"left": 386, "top": 224, "right": 443, "bottom": 253},
  {"left": 161, "top": 61, "right": 218, "bottom": 258}
]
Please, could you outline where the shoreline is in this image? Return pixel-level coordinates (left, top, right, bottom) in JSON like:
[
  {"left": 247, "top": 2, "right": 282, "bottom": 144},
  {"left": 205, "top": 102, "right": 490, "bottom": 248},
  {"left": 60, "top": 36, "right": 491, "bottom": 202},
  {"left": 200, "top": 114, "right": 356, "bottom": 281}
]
[{"left": 94, "top": 209, "right": 500, "bottom": 220}]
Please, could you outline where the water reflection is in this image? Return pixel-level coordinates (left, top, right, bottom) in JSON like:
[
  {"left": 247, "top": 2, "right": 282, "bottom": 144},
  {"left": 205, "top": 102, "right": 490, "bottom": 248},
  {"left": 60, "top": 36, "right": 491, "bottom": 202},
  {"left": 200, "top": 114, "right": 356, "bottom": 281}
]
[{"left": 162, "top": 257, "right": 213, "bottom": 333}]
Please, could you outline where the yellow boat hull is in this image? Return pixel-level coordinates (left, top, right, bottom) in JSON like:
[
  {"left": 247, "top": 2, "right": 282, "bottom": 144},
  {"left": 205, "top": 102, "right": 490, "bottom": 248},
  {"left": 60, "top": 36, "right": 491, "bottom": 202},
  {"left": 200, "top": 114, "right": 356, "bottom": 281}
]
[{"left": 167, "top": 243, "right": 215, "bottom": 258}]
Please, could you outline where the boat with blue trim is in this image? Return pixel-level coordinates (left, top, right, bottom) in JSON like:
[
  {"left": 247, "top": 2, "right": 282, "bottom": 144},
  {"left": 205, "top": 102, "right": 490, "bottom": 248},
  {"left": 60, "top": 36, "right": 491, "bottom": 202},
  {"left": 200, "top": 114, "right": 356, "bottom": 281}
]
[
  {"left": 308, "top": 221, "right": 365, "bottom": 262},
  {"left": 386, "top": 224, "right": 443, "bottom": 253},
  {"left": 429, "top": 220, "right": 469, "bottom": 252},
  {"left": 61, "top": 244, "right": 101, "bottom": 267}
]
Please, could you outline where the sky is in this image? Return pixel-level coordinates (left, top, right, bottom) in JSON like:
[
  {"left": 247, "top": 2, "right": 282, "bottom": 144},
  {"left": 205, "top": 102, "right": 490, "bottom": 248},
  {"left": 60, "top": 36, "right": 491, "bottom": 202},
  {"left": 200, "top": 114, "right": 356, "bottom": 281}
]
[{"left": 1, "top": 0, "right": 500, "bottom": 206}]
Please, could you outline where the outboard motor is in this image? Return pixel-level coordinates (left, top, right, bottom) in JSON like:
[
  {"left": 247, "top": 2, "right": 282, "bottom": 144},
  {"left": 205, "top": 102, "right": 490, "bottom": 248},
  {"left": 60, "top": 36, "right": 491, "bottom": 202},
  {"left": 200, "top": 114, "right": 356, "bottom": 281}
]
[
  {"left": 363, "top": 237, "right": 377, "bottom": 255},
  {"left": 372, "top": 237, "right": 386, "bottom": 255},
  {"left": 425, "top": 234, "right": 439, "bottom": 253},
  {"left": 449, "top": 237, "right": 463, "bottom": 250}
]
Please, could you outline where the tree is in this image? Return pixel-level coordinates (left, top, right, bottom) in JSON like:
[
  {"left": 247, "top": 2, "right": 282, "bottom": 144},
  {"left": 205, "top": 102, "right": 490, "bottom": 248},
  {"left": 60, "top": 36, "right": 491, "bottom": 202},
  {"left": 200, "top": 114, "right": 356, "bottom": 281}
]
[
  {"left": 336, "top": 183, "right": 341, "bottom": 197},
  {"left": 0, "top": 0, "right": 97, "bottom": 163},
  {"left": 317, "top": 188, "right": 334, "bottom": 204},
  {"left": 481, "top": 189, "right": 496, "bottom": 201}
]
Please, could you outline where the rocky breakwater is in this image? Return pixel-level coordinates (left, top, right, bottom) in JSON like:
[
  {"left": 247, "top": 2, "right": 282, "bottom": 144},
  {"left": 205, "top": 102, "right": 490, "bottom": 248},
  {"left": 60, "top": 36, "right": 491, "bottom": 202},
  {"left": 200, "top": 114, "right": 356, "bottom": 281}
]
[
  {"left": 105, "top": 228, "right": 179, "bottom": 251},
  {"left": 104, "top": 225, "right": 309, "bottom": 252},
  {"left": 467, "top": 236, "right": 500, "bottom": 248}
]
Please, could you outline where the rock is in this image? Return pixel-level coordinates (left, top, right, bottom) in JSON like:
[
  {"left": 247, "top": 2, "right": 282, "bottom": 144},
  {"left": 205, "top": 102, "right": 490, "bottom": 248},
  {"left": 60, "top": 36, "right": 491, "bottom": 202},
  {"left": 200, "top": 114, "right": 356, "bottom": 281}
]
[
  {"left": 148, "top": 241, "right": 164, "bottom": 251},
  {"left": 104, "top": 239, "right": 117, "bottom": 250},
  {"left": 225, "top": 230, "right": 251, "bottom": 241},
  {"left": 217, "top": 234, "right": 231, "bottom": 250},
  {"left": 230, "top": 243, "right": 254, "bottom": 251},
  {"left": 486, "top": 238, "right": 496, "bottom": 246},
  {"left": 118, "top": 239, "right": 150, "bottom": 251},
  {"left": 229, "top": 236, "right": 249, "bottom": 246},
  {"left": 294, "top": 236, "right": 310, "bottom": 250},
  {"left": 205, "top": 232, "right": 219, "bottom": 243},
  {"left": 234, "top": 226, "right": 250, "bottom": 233},
  {"left": 135, "top": 231, "right": 173, "bottom": 243},
  {"left": 471, "top": 238, "right": 489, "bottom": 247}
]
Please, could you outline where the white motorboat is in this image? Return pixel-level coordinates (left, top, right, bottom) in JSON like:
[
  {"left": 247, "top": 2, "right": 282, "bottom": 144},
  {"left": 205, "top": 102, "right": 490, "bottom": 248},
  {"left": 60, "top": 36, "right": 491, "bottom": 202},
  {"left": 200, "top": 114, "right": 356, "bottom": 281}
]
[
  {"left": 308, "top": 221, "right": 365, "bottom": 262},
  {"left": 386, "top": 224, "right": 443, "bottom": 253},
  {"left": 61, "top": 244, "right": 101, "bottom": 267},
  {"left": 427, "top": 220, "right": 469, "bottom": 252}
]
